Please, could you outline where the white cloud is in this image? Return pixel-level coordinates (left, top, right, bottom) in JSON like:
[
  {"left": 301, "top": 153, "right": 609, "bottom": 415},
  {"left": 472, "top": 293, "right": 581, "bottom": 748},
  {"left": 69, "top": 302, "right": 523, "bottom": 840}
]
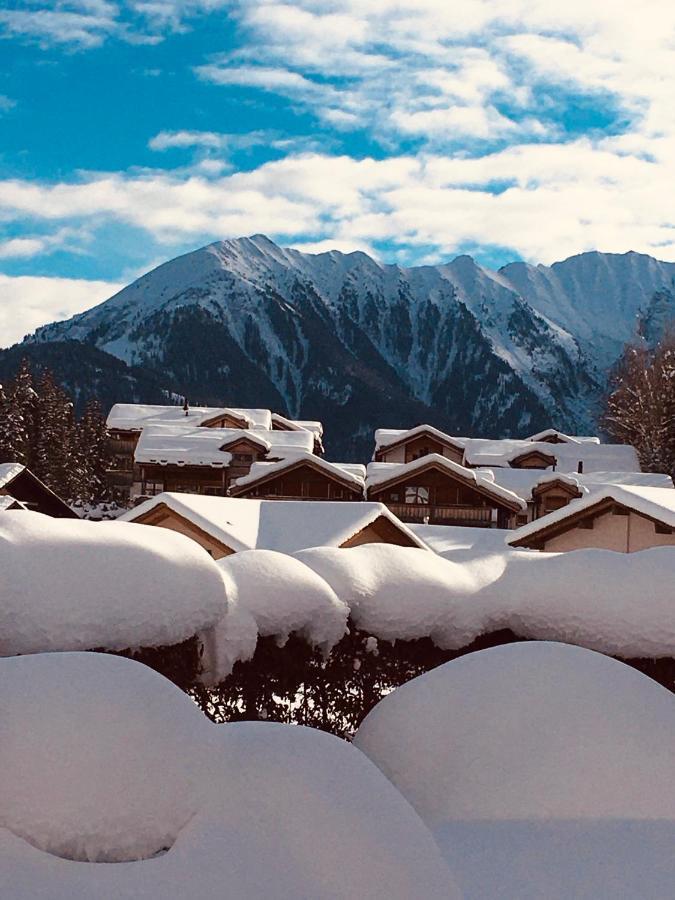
[{"left": 0, "top": 275, "right": 123, "bottom": 348}]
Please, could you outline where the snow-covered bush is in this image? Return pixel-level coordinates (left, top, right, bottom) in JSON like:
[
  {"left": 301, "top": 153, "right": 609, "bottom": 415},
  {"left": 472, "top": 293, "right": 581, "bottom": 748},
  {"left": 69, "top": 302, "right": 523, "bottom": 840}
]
[
  {"left": 0, "top": 652, "right": 459, "bottom": 899},
  {"left": 0, "top": 511, "right": 227, "bottom": 656}
]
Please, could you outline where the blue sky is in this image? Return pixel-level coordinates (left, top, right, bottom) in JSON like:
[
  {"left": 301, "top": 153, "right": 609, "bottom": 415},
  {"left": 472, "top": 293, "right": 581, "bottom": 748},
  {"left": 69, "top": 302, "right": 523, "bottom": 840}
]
[{"left": 0, "top": 1, "right": 673, "bottom": 345}]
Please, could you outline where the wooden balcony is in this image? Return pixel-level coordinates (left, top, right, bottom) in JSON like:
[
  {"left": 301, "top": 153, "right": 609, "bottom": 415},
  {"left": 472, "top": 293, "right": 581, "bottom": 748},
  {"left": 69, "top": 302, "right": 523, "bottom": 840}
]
[{"left": 386, "top": 503, "right": 495, "bottom": 526}]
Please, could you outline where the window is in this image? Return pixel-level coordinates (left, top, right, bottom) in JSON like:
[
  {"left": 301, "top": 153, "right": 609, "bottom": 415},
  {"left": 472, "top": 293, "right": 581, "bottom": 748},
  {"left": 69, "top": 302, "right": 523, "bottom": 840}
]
[
  {"left": 405, "top": 485, "right": 429, "bottom": 504},
  {"left": 410, "top": 446, "right": 431, "bottom": 460},
  {"left": 233, "top": 452, "right": 253, "bottom": 463},
  {"left": 144, "top": 480, "right": 163, "bottom": 496},
  {"left": 203, "top": 486, "right": 225, "bottom": 496}
]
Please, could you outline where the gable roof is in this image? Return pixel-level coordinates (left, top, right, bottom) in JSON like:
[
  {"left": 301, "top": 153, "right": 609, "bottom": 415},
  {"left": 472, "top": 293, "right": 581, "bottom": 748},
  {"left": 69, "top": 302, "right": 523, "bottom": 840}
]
[
  {"left": 373, "top": 425, "right": 466, "bottom": 458},
  {"left": 526, "top": 429, "right": 600, "bottom": 445},
  {"left": 134, "top": 424, "right": 314, "bottom": 467},
  {"left": 0, "top": 496, "right": 26, "bottom": 511},
  {"left": 462, "top": 438, "right": 640, "bottom": 473},
  {"left": 119, "top": 493, "right": 428, "bottom": 553},
  {"left": 107, "top": 403, "right": 272, "bottom": 431},
  {"left": 366, "top": 454, "right": 527, "bottom": 512},
  {"left": 483, "top": 468, "right": 674, "bottom": 503},
  {"left": 229, "top": 453, "right": 366, "bottom": 495},
  {"left": 508, "top": 485, "right": 675, "bottom": 547}
]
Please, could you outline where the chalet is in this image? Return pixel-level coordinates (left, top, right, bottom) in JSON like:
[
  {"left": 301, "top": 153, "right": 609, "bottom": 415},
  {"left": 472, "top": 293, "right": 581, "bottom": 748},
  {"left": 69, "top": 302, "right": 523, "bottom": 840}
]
[
  {"left": 119, "top": 493, "right": 428, "bottom": 557},
  {"left": 526, "top": 429, "right": 601, "bottom": 445},
  {"left": 106, "top": 403, "right": 323, "bottom": 500},
  {"left": 131, "top": 425, "right": 315, "bottom": 501},
  {"left": 508, "top": 485, "right": 675, "bottom": 553},
  {"left": 484, "top": 469, "right": 674, "bottom": 522},
  {"left": 365, "top": 454, "right": 527, "bottom": 528},
  {"left": 373, "top": 425, "right": 465, "bottom": 464},
  {"left": 0, "top": 463, "right": 77, "bottom": 518},
  {"left": 229, "top": 454, "right": 366, "bottom": 501}
]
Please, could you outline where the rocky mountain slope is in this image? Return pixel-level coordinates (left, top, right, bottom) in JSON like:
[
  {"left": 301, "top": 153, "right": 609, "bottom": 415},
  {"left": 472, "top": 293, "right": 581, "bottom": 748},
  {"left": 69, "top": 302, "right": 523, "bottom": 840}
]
[{"left": 25, "top": 236, "right": 675, "bottom": 458}]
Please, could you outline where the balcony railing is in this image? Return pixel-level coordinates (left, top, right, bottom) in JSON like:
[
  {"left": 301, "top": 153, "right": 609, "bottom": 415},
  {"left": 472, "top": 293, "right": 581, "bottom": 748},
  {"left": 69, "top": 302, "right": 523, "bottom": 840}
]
[{"left": 386, "top": 503, "right": 495, "bottom": 525}]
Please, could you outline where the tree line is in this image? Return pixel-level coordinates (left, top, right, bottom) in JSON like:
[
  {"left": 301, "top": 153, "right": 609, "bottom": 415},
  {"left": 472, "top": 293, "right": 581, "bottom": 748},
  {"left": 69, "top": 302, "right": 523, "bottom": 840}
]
[{"left": 0, "top": 358, "right": 111, "bottom": 506}]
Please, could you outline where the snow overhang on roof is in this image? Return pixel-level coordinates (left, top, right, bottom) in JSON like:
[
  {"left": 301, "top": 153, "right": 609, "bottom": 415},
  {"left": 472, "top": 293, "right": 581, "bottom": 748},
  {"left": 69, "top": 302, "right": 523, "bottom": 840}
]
[
  {"left": 0, "top": 463, "right": 25, "bottom": 489},
  {"left": 366, "top": 453, "right": 526, "bottom": 511}
]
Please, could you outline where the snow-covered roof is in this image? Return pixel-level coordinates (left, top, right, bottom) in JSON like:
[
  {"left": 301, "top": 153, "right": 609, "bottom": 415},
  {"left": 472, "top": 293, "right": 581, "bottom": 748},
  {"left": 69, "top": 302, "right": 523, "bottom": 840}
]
[
  {"left": 366, "top": 454, "right": 527, "bottom": 511},
  {"left": 508, "top": 484, "right": 675, "bottom": 546},
  {"left": 107, "top": 403, "right": 272, "bottom": 431},
  {"left": 374, "top": 425, "right": 465, "bottom": 455},
  {"left": 0, "top": 462, "right": 24, "bottom": 489},
  {"left": 482, "top": 468, "right": 673, "bottom": 502},
  {"left": 526, "top": 429, "right": 600, "bottom": 444},
  {"left": 462, "top": 437, "right": 640, "bottom": 472},
  {"left": 270, "top": 413, "right": 324, "bottom": 437},
  {"left": 120, "top": 493, "right": 428, "bottom": 553},
  {"left": 134, "top": 424, "right": 314, "bottom": 467},
  {"left": 408, "top": 523, "right": 512, "bottom": 556},
  {"left": 230, "top": 453, "right": 366, "bottom": 494},
  {"left": 0, "top": 495, "right": 26, "bottom": 511}
]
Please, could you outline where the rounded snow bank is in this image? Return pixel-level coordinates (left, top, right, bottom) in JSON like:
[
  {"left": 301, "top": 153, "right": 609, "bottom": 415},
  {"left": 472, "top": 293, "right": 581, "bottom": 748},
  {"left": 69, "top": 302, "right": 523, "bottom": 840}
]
[
  {"left": 296, "top": 544, "right": 487, "bottom": 645},
  {"left": 0, "top": 652, "right": 458, "bottom": 898},
  {"left": 201, "top": 550, "right": 348, "bottom": 684},
  {"left": 0, "top": 653, "right": 214, "bottom": 862},
  {"left": 355, "top": 641, "right": 675, "bottom": 824},
  {"left": 219, "top": 550, "right": 348, "bottom": 648},
  {"left": 0, "top": 511, "right": 227, "bottom": 655}
]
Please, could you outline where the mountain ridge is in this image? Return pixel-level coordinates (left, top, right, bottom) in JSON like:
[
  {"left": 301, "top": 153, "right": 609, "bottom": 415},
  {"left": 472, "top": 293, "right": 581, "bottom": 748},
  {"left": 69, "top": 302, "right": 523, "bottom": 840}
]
[{"left": 23, "top": 236, "right": 675, "bottom": 459}]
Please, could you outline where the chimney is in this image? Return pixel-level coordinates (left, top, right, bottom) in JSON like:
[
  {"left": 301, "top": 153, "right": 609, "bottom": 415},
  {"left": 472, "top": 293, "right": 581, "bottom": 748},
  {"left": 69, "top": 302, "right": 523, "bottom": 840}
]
[
  {"left": 183, "top": 398, "right": 189, "bottom": 417},
  {"left": 577, "top": 460, "right": 584, "bottom": 474}
]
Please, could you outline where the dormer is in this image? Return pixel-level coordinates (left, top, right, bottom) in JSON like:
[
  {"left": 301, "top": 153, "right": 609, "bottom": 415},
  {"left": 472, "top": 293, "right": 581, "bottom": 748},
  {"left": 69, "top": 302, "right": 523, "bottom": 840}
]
[
  {"left": 200, "top": 410, "right": 251, "bottom": 430},
  {"left": 508, "top": 449, "right": 557, "bottom": 470},
  {"left": 374, "top": 426, "right": 465, "bottom": 465}
]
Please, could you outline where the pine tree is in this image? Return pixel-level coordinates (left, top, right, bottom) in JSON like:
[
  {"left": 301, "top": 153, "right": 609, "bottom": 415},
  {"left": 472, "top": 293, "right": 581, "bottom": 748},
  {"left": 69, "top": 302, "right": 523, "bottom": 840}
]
[
  {"left": 2, "top": 359, "right": 38, "bottom": 466},
  {"left": 75, "top": 399, "right": 112, "bottom": 505},
  {"left": 34, "top": 369, "right": 78, "bottom": 499}
]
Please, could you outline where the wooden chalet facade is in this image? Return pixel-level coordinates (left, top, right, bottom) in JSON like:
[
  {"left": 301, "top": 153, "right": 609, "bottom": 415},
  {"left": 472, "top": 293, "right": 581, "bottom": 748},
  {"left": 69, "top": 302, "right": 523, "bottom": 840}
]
[
  {"left": 229, "top": 457, "right": 364, "bottom": 502},
  {"left": 374, "top": 427, "right": 465, "bottom": 465},
  {"left": 367, "top": 456, "right": 525, "bottom": 528}
]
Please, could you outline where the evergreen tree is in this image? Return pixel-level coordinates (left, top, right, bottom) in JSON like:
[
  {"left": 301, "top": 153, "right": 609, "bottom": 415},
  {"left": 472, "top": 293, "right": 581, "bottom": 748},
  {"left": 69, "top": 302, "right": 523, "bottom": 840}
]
[
  {"left": 75, "top": 399, "right": 112, "bottom": 504},
  {"left": 34, "top": 370, "right": 78, "bottom": 499},
  {"left": 2, "top": 359, "right": 38, "bottom": 466}
]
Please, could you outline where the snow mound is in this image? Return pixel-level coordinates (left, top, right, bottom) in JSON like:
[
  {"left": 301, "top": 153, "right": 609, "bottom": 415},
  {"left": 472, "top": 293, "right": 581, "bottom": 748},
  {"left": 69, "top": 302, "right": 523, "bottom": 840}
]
[
  {"left": 0, "top": 652, "right": 459, "bottom": 899},
  {"left": 217, "top": 550, "right": 348, "bottom": 648},
  {"left": 0, "top": 653, "right": 214, "bottom": 863},
  {"left": 297, "top": 543, "right": 675, "bottom": 659},
  {"left": 200, "top": 551, "right": 348, "bottom": 684},
  {"left": 354, "top": 641, "right": 675, "bottom": 824},
  {"left": 0, "top": 511, "right": 227, "bottom": 655},
  {"left": 296, "top": 544, "right": 488, "bottom": 645}
]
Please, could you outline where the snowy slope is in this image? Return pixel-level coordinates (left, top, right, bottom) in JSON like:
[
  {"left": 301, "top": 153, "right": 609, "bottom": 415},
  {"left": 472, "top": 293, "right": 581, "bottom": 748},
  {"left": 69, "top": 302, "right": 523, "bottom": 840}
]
[{"left": 27, "top": 236, "right": 675, "bottom": 457}]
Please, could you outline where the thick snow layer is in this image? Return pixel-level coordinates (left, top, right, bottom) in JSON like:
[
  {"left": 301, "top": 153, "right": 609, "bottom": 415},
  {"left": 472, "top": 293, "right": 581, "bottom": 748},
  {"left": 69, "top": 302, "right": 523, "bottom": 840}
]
[
  {"left": 121, "top": 493, "right": 427, "bottom": 552},
  {"left": 218, "top": 550, "right": 348, "bottom": 648},
  {"left": 0, "top": 652, "right": 458, "bottom": 899},
  {"left": 199, "top": 551, "right": 348, "bottom": 683},
  {"left": 462, "top": 437, "right": 640, "bottom": 472},
  {"left": 107, "top": 403, "right": 273, "bottom": 431},
  {"left": 0, "top": 511, "right": 227, "bottom": 655},
  {"left": 355, "top": 641, "right": 675, "bottom": 823},
  {"left": 297, "top": 542, "right": 675, "bottom": 658}
]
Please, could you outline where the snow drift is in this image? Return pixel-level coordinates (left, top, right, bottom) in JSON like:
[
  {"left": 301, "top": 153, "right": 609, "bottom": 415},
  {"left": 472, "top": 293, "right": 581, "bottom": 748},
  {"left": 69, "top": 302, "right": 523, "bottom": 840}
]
[
  {"left": 0, "top": 652, "right": 459, "bottom": 899},
  {"left": 297, "top": 542, "right": 675, "bottom": 659},
  {"left": 0, "top": 511, "right": 227, "bottom": 655}
]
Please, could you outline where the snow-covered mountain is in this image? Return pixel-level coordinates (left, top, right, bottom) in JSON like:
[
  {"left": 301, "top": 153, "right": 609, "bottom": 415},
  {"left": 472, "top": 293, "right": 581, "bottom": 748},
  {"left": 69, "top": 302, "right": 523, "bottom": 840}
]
[{"left": 27, "top": 236, "right": 675, "bottom": 458}]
